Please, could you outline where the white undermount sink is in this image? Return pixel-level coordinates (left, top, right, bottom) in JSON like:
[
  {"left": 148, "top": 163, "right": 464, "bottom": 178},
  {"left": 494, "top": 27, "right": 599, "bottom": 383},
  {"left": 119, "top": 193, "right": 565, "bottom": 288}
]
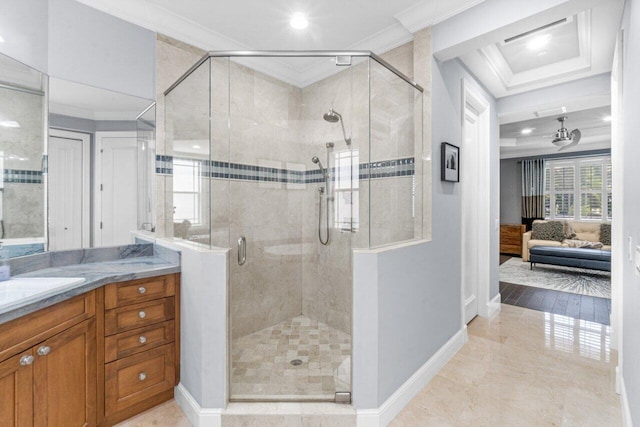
[{"left": 0, "top": 277, "right": 86, "bottom": 312}]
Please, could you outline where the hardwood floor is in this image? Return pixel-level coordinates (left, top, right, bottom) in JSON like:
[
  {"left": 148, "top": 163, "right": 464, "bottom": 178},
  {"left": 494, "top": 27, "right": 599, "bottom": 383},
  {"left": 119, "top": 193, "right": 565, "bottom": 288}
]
[
  {"left": 499, "top": 254, "right": 611, "bottom": 325},
  {"left": 499, "top": 282, "right": 611, "bottom": 325}
]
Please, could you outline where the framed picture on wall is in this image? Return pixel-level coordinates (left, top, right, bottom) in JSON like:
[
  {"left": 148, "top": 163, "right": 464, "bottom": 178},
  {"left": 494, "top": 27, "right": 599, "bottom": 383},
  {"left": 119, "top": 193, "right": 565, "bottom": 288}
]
[{"left": 441, "top": 142, "right": 460, "bottom": 182}]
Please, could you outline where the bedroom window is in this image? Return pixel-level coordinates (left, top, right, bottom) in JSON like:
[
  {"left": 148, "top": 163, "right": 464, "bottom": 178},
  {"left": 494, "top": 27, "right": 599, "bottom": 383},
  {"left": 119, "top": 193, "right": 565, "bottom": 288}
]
[{"left": 544, "top": 156, "right": 611, "bottom": 221}]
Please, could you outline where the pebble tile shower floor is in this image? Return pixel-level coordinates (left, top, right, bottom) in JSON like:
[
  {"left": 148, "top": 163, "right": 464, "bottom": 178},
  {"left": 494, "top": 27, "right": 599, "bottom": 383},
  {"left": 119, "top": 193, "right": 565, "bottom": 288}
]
[{"left": 231, "top": 316, "right": 351, "bottom": 400}]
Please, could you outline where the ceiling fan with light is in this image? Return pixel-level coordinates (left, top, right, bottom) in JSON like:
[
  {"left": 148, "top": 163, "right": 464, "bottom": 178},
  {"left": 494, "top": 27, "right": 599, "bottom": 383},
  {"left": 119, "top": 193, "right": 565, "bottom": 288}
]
[{"left": 550, "top": 116, "right": 581, "bottom": 151}]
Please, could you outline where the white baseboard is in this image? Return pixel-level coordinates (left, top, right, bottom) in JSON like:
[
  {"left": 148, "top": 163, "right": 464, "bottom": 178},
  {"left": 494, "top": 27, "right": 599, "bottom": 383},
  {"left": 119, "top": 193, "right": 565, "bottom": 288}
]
[
  {"left": 356, "top": 327, "right": 468, "bottom": 427},
  {"left": 618, "top": 372, "right": 633, "bottom": 427},
  {"left": 486, "top": 293, "right": 501, "bottom": 317},
  {"left": 174, "top": 383, "right": 223, "bottom": 427}
]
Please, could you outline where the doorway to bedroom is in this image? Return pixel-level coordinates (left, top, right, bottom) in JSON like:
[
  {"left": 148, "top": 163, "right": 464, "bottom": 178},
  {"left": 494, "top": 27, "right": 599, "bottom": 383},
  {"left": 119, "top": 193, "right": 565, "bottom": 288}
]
[{"left": 499, "top": 137, "right": 612, "bottom": 325}]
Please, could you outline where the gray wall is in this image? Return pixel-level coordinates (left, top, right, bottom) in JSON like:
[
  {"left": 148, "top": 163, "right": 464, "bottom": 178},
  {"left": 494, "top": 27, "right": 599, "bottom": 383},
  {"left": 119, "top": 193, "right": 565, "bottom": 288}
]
[
  {"left": 48, "top": 0, "right": 156, "bottom": 100},
  {"left": 353, "top": 44, "right": 501, "bottom": 410},
  {"left": 0, "top": 0, "right": 156, "bottom": 100},
  {"left": 621, "top": 0, "right": 640, "bottom": 422},
  {"left": 434, "top": 57, "right": 501, "bottom": 304},
  {"left": 50, "top": 114, "right": 138, "bottom": 133},
  {"left": 500, "top": 158, "right": 522, "bottom": 224}
]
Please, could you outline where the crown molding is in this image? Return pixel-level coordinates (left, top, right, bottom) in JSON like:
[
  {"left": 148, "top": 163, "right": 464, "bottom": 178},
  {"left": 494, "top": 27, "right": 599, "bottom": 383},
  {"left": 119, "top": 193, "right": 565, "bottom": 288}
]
[{"left": 394, "top": 0, "right": 486, "bottom": 33}]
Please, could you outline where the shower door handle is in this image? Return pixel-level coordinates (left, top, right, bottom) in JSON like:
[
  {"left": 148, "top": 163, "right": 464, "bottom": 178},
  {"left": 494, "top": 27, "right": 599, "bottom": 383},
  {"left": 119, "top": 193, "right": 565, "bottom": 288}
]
[{"left": 238, "top": 236, "right": 246, "bottom": 266}]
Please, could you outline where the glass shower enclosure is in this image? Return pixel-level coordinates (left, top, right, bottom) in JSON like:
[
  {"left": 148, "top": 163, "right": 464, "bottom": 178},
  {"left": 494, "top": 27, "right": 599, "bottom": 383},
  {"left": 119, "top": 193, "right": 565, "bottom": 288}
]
[{"left": 164, "top": 51, "right": 423, "bottom": 402}]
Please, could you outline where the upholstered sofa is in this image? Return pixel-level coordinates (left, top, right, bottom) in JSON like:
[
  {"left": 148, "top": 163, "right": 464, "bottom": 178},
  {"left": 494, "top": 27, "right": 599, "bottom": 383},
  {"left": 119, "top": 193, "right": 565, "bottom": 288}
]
[{"left": 522, "top": 220, "right": 611, "bottom": 262}]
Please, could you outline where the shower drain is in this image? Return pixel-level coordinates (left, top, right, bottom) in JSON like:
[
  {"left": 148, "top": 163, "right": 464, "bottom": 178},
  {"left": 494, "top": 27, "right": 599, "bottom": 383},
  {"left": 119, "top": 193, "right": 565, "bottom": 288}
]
[{"left": 290, "top": 359, "right": 303, "bottom": 366}]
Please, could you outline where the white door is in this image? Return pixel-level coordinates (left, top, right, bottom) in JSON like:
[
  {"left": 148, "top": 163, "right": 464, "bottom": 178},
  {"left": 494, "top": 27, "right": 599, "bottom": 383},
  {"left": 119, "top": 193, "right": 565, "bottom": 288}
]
[
  {"left": 460, "top": 80, "right": 492, "bottom": 324},
  {"left": 95, "top": 132, "right": 138, "bottom": 246},
  {"left": 48, "top": 130, "right": 90, "bottom": 250},
  {"left": 462, "top": 109, "right": 480, "bottom": 323}
]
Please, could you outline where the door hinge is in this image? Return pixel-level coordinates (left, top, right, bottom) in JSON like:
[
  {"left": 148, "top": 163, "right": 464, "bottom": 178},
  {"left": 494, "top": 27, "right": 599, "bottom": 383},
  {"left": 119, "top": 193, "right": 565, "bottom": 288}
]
[
  {"left": 100, "top": 222, "right": 103, "bottom": 229},
  {"left": 100, "top": 149, "right": 104, "bottom": 153},
  {"left": 100, "top": 184, "right": 103, "bottom": 191}
]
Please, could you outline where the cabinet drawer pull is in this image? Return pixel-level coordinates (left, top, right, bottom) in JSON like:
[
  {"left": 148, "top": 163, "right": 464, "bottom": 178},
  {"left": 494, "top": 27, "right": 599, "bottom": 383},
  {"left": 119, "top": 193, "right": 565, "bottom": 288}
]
[
  {"left": 138, "top": 311, "right": 146, "bottom": 319},
  {"left": 138, "top": 286, "right": 146, "bottom": 294},
  {"left": 19, "top": 355, "right": 34, "bottom": 366},
  {"left": 138, "top": 372, "right": 147, "bottom": 381},
  {"left": 37, "top": 346, "right": 51, "bottom": 356},
  {"left": 138, "top": 335, "right": 147, "bottom": 344}
]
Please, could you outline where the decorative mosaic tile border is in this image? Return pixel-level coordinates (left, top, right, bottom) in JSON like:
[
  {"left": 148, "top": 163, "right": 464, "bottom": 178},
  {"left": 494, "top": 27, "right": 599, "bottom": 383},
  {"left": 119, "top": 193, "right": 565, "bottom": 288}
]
[
  {"left": 156, "top": 155, "right": 414, "bottom": 183},
  {"left": 3, "top": 169, "right": 43, "bottom": 184}
]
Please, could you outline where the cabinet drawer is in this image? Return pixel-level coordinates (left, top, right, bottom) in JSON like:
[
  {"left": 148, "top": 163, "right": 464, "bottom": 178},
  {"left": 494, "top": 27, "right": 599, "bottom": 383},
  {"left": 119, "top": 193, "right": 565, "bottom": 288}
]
[
  {"left": 0, "top": 291, "right": 95, "bottom": 363},
  {"left": 105, "top": 321, "right": 175, "bottom": 363},
  {"left": 105, "top": 275, "right": 175, "bottom": 309},
  {"left": 105, "top": 344, "right": 175, "bottom": 415},
  {"left": 105, "top": 298, "right": 175, "bottom": 336}
]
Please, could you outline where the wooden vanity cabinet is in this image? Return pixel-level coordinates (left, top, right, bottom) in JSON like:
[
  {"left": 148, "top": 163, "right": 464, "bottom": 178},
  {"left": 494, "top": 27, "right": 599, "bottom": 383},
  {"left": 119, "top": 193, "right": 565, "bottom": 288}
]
[
  {"left": 0, "top": 291, "right": 97, "bottom": 427},
  {"left": 99, "top": 274, "right": 180, "bottom": 427},
  {"left": 0, "top": 273, "right": 179, "bottom": 427}
]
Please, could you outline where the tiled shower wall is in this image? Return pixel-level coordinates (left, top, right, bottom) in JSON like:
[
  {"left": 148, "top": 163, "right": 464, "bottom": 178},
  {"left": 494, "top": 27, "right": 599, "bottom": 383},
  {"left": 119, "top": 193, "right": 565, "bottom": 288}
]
[
  {"left": 0, "top": 87, "right": 45, "bottom": 238},
  {"left": 157, "top": 36, "right": 422, "bottom": 339}
]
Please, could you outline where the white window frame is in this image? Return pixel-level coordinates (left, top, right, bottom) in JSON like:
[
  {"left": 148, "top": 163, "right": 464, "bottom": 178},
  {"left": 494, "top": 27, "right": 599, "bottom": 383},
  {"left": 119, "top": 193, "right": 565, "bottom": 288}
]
[
  {"left": 173, "top": 158, "right": 202, "bottom": 225},
  {"left": 544, "top": 156, "right": 612, "bottom": 222}
]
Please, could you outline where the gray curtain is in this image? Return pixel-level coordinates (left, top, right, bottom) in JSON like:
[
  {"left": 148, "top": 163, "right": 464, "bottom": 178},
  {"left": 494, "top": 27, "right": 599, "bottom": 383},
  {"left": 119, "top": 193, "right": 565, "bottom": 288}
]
[{"left": 521, "top": 159, "right": 545, "bottom": 228}]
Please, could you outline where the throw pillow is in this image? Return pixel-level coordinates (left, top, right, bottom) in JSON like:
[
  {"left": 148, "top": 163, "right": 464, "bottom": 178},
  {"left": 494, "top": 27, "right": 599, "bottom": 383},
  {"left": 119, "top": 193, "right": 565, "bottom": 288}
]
[
  {"left": 600, "top": 223, "right": 612, "bottom": 246},
  {"left": 563, "top": 221, "right": 577, "bottom": 239},
  {"left": 562, "top": 239, "right": 604, "bottom": 249},
  {"left": 532, "top": 221, "right": 565, "bottom": 242}
]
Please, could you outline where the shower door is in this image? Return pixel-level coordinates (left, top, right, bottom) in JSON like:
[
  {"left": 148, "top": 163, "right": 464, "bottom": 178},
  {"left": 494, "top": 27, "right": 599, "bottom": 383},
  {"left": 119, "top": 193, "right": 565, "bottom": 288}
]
[{"left": 227, "top": 55, "right": 366, "bottom": 402}]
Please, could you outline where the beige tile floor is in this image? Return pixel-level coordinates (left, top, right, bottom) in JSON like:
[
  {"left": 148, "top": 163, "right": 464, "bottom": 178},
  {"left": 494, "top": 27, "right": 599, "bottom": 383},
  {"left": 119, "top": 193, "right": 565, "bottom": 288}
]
[
  {"left": 115, "top": 304, "right": 622, "bottom": 426},
  {"left": 231, "top": 315, "right": 351, "bottom": 400}
]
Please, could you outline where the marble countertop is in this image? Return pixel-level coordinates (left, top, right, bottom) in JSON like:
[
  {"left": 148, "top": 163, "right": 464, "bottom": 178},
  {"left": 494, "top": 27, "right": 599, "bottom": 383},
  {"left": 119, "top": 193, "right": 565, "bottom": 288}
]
[{"left": 0, "top": 244, "right": 180, "bottom": 325}]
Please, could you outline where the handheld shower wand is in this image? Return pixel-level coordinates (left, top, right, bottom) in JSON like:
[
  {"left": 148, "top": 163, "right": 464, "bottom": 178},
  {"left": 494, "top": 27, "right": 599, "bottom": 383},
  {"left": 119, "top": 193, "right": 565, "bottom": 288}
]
[
  {"left": 312, "top": 155, "right": 331, "bottom": 245},
  {"left": 311, "top": 156, "right": 327, "bottom": 178}
]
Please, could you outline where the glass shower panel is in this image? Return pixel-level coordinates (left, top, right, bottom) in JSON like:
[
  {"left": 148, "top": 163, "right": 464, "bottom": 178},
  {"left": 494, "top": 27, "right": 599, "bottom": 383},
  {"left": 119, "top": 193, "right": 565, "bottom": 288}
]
[
  {"left": 369, "top": 59, "right": 423, "bottom": 248},
  {"left": 228, "top": 55, "right": 367, "bottom": 401},
  {"left": 136, "top": 103, "right": 156, "bottom": 232},
  {"left": 164, "top": 59, "right": 211, "bottom": 245}
]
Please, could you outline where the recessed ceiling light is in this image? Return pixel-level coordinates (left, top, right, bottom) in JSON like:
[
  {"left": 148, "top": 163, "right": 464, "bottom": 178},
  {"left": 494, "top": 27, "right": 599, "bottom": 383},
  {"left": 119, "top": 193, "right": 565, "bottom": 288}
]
[
  {"left": 521, "top": 128, "right": 534, "bottom": 135},
  {"left": 290, "top": 13, "right": 308, "bottom": 30},
  {"left": 527, "top": 34, "right": 551, "bottom": 51},
  {"left": 0, "top": 120, "right": 20, "bottom": 128},
  {"left": 603, "top": 116, "right": 612, "bottom": 122},
  {"left": 192, "top": 145, "right": 200, "bottom": 149}
]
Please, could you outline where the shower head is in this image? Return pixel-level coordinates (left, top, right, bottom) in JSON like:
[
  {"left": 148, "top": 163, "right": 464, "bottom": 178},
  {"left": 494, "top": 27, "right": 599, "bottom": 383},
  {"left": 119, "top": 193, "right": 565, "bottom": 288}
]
[
  {"left": 322, "top": 108, "right": 351, "bottom": 146},
  {"left": 323, "top": 109, "right": 342, "bottom": 123},
  {"left": 311, "top": 156, "right": 328, "bottom": 178}
]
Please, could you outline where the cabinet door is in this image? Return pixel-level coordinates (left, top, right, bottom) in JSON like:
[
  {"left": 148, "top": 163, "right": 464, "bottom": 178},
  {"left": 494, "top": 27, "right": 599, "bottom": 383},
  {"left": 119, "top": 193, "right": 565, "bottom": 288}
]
[
  {"left": 33, "top": 319, "right": 96, "bottom": 427},
  {"left": 0, "top": 351, "right": 34, "bottom": 427}
]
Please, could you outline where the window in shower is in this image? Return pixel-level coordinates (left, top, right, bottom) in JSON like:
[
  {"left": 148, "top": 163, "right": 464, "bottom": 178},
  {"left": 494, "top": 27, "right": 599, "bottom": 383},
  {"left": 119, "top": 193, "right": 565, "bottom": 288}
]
[
  {"left": 173, "top": 158, "right": 201, "bottom": 223},
  {"left": 335, "top": 149, "right": 359, "bottom": 232}
]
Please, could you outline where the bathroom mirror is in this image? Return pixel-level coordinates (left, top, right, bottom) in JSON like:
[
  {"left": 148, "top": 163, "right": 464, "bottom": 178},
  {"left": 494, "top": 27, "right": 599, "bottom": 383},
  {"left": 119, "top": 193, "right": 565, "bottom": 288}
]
[
  {"left": 0, "top": 52, "right": 47, "bottom": 258},
  {"left": 48, "top": 77, "right": 155, "bottom": 252}
]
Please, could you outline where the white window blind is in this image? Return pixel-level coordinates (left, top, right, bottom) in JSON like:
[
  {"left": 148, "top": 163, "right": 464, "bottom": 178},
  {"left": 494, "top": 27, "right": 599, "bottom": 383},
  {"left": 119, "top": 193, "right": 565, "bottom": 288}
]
[{"left": 543, "top": 156, "right": 611, "bottom": 221}]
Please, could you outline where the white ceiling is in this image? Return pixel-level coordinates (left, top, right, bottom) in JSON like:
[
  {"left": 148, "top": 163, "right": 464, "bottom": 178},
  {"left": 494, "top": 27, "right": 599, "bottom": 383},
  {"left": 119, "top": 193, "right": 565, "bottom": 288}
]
[
  {"left": 500, "top": 106, "right": 611, "bottom": 159},
  {"left": 458, "top": 2, "right": 623, "bottom": 98}
]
